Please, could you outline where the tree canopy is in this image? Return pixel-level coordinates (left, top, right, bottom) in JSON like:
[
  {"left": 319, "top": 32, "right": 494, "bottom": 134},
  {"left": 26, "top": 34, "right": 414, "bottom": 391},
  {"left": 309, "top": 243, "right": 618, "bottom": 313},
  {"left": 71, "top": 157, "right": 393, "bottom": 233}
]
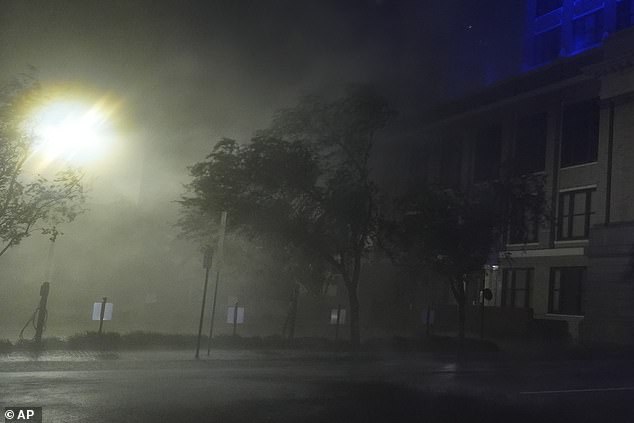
[
  {"left": 381, "top": 173, "right": 547, "bottom": 344},
  {"left": 179, "top": 85, "right": 394, "bottom": 346},
  {"left": 0, "top": 75, "right": 85, "bottom": 257}
]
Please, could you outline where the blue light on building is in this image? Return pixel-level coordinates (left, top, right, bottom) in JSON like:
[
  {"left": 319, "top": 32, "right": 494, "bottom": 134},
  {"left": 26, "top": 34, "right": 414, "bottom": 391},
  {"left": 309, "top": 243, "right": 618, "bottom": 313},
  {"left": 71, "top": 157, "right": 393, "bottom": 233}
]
[{"left": 524, "top": 0, "right": 634, "bottom": 69}]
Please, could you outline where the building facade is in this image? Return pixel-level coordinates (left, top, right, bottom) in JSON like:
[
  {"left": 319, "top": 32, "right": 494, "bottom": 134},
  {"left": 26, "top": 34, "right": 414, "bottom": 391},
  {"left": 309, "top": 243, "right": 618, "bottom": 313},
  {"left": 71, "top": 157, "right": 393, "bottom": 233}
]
[
  {"left": 525, "top": 0, "right": 634, "bottom": 69},
  {"left": 419, "top": 24, "right": 634, "bottom": 344}
]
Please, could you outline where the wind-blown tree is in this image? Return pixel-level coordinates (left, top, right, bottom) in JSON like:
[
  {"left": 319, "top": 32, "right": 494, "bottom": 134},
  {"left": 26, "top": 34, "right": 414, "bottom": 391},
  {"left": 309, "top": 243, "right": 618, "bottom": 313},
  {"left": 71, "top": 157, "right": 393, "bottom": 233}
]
[
  {"left": 0, "top": 76, "right": 85, "bottom": 257},
  {"left": 382, "top": 174, "right": 546, "bottom": 346},
  {"left": 179, "top": 86, "right": 393, "bottom": 347},
  {"left": 253, "top": 238, "right": 330, "bottom": 341}
]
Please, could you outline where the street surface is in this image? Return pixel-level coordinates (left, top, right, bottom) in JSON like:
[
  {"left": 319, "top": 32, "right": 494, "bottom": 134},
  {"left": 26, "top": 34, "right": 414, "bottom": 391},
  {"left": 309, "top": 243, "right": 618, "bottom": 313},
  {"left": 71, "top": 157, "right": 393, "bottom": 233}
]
[{"left": 1, "top": 350, "right": 634, "bottom": 422}]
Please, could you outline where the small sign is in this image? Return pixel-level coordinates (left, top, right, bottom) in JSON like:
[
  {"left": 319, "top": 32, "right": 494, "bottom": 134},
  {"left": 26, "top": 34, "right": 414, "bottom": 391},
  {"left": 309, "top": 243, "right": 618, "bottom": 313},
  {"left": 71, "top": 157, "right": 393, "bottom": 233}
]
[
  {"left": 330, "top": 308, "right": 346, "bottom": 325},
  {"left": 92, "top": 302, "right": 113, "bottom": 320},
  {"left": 227, "top": 306, "right": 245, "bottom": 324}
]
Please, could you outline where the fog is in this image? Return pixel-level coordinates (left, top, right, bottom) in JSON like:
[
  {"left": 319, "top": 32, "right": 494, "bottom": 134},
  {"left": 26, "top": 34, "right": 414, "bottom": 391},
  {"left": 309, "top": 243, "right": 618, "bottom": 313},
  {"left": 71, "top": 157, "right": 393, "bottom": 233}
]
[{"left": 0, "top": 0, "right": 524, "bottom": 339}]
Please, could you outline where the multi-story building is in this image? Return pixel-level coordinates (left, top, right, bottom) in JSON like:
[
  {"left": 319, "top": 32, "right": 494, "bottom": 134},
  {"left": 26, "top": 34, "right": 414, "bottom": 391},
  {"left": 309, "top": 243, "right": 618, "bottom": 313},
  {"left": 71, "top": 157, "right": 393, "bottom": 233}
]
[
  {"left": 418, "top": 7, "right": 634, "bottom": 344},
  {"left": 525, "top": 0, "right": 634, "bottom": 69}
]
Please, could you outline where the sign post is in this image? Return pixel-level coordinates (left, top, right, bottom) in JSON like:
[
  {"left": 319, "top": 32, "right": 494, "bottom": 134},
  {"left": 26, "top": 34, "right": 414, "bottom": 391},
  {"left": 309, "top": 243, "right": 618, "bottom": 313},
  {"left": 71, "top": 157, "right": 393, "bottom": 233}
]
[
  {"left": 480, "top": 288, "right": 493, "bottom": 339},
  {"left": 335, "top": 304, "right": 341, "bottom": 342},
  {"left": 232, "top": 302, "right": 239, "bottom": 337},
  {"left": 330, "top": 305, "right": 346, "bottom": 342},
  {"left": 226, "top": 303, "right": 244, "bottom": 334},
  {"left": 92, "top": 299, "right": 113, "bottom": 334},
  {"left": 98, "top": 297, "right": 107, "bottom": 335}
]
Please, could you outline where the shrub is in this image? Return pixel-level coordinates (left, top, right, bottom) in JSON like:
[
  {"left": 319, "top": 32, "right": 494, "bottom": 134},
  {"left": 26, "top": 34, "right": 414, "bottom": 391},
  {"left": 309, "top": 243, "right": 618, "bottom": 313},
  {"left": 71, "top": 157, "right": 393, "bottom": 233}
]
[
  {"left": 0, "top": 339, "right": 12, "bottom": 354},
  {"left": 67, "top": 331, "right": 121, "bottom": 350}
]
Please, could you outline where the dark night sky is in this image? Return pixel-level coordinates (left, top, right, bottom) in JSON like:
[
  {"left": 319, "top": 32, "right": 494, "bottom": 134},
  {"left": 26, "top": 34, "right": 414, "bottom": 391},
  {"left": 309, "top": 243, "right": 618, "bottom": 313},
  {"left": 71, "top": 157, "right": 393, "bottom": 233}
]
[
  {"left": 0, "top": 0, "right": 526, "bottom": 336},
  {"left": 0, "top": 1, "right": 525, "bottom": 192}
]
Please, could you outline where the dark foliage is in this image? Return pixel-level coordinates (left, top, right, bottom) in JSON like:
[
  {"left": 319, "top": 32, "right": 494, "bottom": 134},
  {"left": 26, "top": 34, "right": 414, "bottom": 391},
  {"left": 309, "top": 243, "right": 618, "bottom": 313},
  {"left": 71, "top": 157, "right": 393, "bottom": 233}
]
[
  {"left": 381, "top": 174, "right": 547, "bottom": 346},
  {"left": 179, "top": 86, "right": 394, "bottom": 347},
  {"left": 0, "top": 74, "right": 85, "bottom": 257}
]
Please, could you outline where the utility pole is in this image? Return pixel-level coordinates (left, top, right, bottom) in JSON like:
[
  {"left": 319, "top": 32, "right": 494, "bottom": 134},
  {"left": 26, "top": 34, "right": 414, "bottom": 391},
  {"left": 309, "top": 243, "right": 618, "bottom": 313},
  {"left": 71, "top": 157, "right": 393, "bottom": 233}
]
[
  {"left": 195, "top": 249, "right": 212, "bottom": 359},
  {"left": 207, "top": 211, "right": 227, "bottom": 355}
]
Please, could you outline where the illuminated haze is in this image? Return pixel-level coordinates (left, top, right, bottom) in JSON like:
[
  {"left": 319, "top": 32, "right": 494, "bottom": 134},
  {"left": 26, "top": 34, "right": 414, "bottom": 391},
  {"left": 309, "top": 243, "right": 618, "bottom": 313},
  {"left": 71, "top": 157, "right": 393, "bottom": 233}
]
[{"left": 0, "top": 0, "right": 523, "bottom": 337}]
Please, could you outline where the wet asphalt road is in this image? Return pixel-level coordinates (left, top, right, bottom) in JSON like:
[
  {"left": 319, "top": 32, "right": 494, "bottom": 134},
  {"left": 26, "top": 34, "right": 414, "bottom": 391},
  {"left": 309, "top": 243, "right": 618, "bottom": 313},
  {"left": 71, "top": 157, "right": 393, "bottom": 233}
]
[{"left": 1, "top": 350, "right": 634, "bottom": 422}]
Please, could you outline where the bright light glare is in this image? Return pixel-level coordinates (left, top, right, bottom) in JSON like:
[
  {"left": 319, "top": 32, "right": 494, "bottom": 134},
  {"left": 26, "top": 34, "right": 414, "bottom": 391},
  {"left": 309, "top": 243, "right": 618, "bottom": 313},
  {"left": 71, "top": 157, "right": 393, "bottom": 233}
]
[{"left": 31, "top": 99, "right": 116, "bottom": 166}]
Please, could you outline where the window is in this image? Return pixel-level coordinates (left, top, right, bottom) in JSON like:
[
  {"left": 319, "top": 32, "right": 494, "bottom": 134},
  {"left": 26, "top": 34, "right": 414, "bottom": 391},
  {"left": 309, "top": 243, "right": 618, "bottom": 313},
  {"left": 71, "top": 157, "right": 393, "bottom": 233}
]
[
  {"left": 532, "top": 27, "right": 561, "bottom": 66},
  {"left": 508, "top": 206, "right": 540, "bottom": 244},
  {"left": 549, "top": 267, "right": 585, "bottom": 315},
  {"left": 440, "top": 137, "right": 462, "bottom": 188},
  {"left": 502, "top": 268, "right": 533, "bottom": 309},
  {"left": 473, "top": 126, "right": 501, "bottom": 182},
  {"left": 515, "top": 112, "right": 547, "bottom": 174},
  {"left": 572, "top": 10, "right": 604, "bottom": 52},
  {"left": 617, "top": 0, "right": 634, "bottom": 30},
  {"left": 536, "top": 0, "right": 563, "bottom": 16},
  {"left": 557, "top": 189, "right": 594, "bottom": 240},
  {"left": 560, "top": 100, "right": 599, "bottom": 167}
]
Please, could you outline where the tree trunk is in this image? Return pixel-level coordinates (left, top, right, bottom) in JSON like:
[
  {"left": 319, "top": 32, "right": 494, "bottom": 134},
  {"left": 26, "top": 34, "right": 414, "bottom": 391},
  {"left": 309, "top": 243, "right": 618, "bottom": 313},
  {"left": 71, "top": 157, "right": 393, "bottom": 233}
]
[
  {"left": 347, "top": 248, "right": 364, "bottom": 350},
  {"left": 282, "top": 283, "right": 300, "bottom": 343},
  {"left": 450, "top": 277, "right": 466, "bottom": 357},
  {"left": 457, "top": 293, "right": 466, "bottom": 354},
  {"left": 288, "top": 283, "right": 299, "bottom": 342},
  {"left": 348, "top": 287, "right": 361, "bottom": 349}
]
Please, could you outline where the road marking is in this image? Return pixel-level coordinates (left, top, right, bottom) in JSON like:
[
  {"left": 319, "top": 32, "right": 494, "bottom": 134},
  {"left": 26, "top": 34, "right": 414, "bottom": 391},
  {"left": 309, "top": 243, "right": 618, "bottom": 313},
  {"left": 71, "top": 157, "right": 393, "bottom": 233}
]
[{"left": 520, "top": 387, "right": 634, "bottom": 395}]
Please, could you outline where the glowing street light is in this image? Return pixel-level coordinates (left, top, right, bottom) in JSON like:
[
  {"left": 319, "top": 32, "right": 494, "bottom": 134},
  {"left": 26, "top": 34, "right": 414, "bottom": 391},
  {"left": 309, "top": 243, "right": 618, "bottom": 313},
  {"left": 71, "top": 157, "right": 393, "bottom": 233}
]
[{"left": 30, "top": 96, "right": 118, "bottom": 167}]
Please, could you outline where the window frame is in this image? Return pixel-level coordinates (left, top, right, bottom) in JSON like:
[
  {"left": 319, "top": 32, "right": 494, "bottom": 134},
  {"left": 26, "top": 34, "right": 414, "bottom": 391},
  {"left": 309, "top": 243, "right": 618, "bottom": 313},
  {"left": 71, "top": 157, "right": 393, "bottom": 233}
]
[
  {"left": 532, "top": 27, "right": 562, "bottom": 66},
  {"left": 536, "top": 0, "right": 563, "bottom": 17},
  {"left": 548, "top": 267, "right": 585, "bottom": 316},
  {"left": 557, "top": 188, "right": 594, "bottom": 240},
  {"left": 571, "top": 9, "right": 604, "bottom": 52},
  {"left": 501, "top": 268, "right": 533, "bottom": 309},
  {"left": 617, "top": 0, "right": 634, "bottom": 30},
  {"left": 515, "top": 112, "right": 548, "bottom": 175},
  {"left": 560, "top": 99, "right": 600, "bottom": 168},
  {"left": 508, "top": 206, "right": 540, "bottom": 245}
]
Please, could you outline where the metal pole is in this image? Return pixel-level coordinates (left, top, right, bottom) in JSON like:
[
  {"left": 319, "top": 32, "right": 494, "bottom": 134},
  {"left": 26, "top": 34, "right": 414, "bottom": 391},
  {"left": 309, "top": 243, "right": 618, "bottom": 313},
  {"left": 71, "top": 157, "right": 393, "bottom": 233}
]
[
  {"left": 335, "top": 304, "right": 341, "bottom": 342},
  {"left": 34, "top": 282, "right": 50, "bottom": 346},
  {"left": 195, "top": 257, "right": 212, "bottom": 359},
  {"left": 480, "top": 271, "right": 486, "bottom": 339},
  {"left": 207, "top": 270, "right": 220, "bottom": 355},
  {"left": 98, "top": 296, "right": 107, "bottom": 335},
  {"left": 232, "top": 302, "right": 239, "bottom": 337},
  {"left": 425, "top": 305, "right": 431, "bottom": 337},
  {"left": 207, "top": 211, "right": 227, "bottom": 355},
  {"left": 480, "top": 293, "right": 485, "bottom": 339}
]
